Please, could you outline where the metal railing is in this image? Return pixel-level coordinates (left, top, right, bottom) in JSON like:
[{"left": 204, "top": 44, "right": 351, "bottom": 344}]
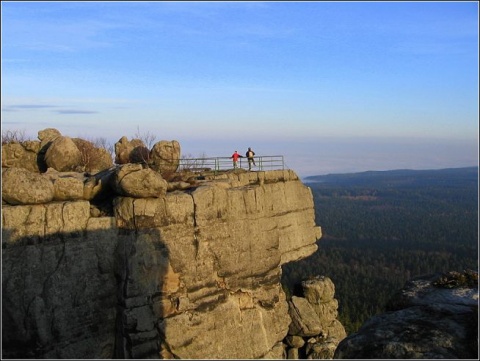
[{"left": 177, "top": 155, "right": 285, "bottom": 174}]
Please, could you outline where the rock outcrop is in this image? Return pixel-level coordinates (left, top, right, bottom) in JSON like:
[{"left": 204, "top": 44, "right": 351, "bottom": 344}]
[
  {"left": 2, "top": 154, "right": 323, "bottom": 359},
  {"left": 2, "top": 128, "right": 181, "bottom": 177},
  {"left": 1, "top": 140, "right": 42, "bottom": 173},
  {"left": 44, "top": 136, "right": 83, "bottom": 172},
  {"left": 2, "top": 167, "right": 55, "bottom": 204},
  {"left": 149, "top": 140, "right": 181, "bottom": 176},
  {"left": 286, "top": 276, "right": 347, "bottom": 359},
  {"left": 334, "top": 270, "right": 479, "bottom": 359},
  {"left": 2, "top": 128, "right": 114, "bottom": 174},
  {"left": 112, "top": 163, "right": 168, "bottom": 198},
  {"left": 6, "top": 129, "right": 474, "bottom": 359},
  {"left": 114, "top": 136, "right": 147, "bottom": 165}
]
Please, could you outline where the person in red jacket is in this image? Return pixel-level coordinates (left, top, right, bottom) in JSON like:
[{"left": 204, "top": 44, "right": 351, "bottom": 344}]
[{"left": 231, "top": 150, "right": 243, "bottom": 169}]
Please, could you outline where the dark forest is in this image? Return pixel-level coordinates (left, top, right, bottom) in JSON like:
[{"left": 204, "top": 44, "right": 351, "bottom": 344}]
[{"left": 282, "top": 167, "right": 478, "bottom": 334}]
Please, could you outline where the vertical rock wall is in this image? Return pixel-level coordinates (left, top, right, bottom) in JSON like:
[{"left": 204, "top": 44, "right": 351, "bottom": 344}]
[
  {"left": 2, "top": 170, "right": 322, "bottom": 359},
  {"left": 2, "top": 204, "right": 119, "bottom": 358}
]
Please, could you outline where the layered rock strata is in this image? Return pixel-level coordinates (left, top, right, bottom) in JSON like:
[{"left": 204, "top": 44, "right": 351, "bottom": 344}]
[{"left": 2, "top": 169, "right": 322, "bottom": 359}]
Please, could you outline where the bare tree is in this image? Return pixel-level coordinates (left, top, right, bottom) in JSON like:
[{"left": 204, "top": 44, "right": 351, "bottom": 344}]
[
  {"left": 179, "top": 152, "right": 210, "bottom": 171},
  {"left": 196, "top": 151, "right": 208, "bottom": 168},
  {"left": 73, "top": 137, "right": 117, "bottom": 173},
  {"left": 179, "top": 153, "right": 196, "bottom": 171},
  {"left": 134, "top": 126, "right": 157, "bottom": 149},
  {"left": 90, "top": 137, "right": 115, "bottom": 161}
]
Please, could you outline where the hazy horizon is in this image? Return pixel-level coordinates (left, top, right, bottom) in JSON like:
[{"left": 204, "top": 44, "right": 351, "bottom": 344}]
[{"left": 2, "top": 1, "right": 478, "bottom": 177}]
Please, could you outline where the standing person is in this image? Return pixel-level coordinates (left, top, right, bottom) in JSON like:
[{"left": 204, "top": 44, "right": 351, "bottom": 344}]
[
  {"left": 231, "top": 150, "right": 243, "bottom": 169},
  {"left": 246, "top": 147, "right": 256, "bottom": 170}
]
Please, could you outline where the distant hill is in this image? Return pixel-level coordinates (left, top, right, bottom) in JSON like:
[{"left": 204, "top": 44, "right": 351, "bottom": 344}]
[{"left": 304, "top": 167, "right": 478, "bottom": 187}]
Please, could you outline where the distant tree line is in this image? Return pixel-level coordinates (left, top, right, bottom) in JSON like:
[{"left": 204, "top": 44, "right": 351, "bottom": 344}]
[{"left": 282, "top": 169, "right": 478, "bottom": 335}]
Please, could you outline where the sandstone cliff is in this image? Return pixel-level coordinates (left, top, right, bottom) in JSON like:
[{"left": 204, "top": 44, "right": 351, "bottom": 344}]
[
  {"left": 5, "top": 129, "right": 475, "bottom": 359},
  {"left": 2, "top": 166, "right": 324, "bottom": 358}
]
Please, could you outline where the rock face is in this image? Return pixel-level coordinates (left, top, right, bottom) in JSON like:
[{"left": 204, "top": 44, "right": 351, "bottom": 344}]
[
  {"left": 2, "top": 167, "right": 55, "bottom": 205},
  {"left": 1, "top": 140, "right": 41, "bottom": 173},
  {"left": 287, "top": 276, "right": 347, "bottom": 359},
  {"left": 2, "top": 166, "right": 322, "bottom": 359},
  {"left": 334, "top": 270, "right": 479, "bottom": 359}
]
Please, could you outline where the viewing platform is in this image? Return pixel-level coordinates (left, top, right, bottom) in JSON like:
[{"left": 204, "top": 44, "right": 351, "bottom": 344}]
[{"left": 177, "top": 155, "right": 285, "bottom": 174}]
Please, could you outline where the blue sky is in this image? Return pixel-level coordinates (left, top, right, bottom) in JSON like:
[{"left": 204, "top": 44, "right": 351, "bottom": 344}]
[{"left": 1, "top": 1, "right": 478, "bottom": 176}]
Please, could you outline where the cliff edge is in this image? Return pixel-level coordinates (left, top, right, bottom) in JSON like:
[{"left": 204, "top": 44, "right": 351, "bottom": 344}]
[{"left": 2, "top": 166, "right": 321, "bottom": 358}]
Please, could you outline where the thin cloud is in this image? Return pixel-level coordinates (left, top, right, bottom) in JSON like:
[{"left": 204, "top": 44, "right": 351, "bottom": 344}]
[
  {"left": 54, "top": 109, "right": 99, "bottom": 115},
  {"left": 1, "top": 104, "right": 99, "bottom": 115},
  {"left": 5, "top": 104, "right": 58, "bottom": 109},
  {"left": 2, "top": 104, "right": 58, "bottom": 112}
]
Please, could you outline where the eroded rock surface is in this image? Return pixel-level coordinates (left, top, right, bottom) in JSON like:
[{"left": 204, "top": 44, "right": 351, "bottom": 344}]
[
  {"left": 2, "top": 168, "right": 322, "bottom": 359},
  {"left": 2, "top": 167, "right": 55, "bottom": 205},
  {"left": 1, "top": 140, "right": 41, "bottom": 172},
  {"left": 334, "top": 271, "right": 479, "bottom": 359},
  {"left": 286, "top": 276, "right": 347, "bottom": 359}
]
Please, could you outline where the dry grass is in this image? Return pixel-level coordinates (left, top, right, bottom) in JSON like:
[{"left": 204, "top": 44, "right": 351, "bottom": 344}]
[{"left": 2, "top": 129, "right": 31, "bottom": 145}]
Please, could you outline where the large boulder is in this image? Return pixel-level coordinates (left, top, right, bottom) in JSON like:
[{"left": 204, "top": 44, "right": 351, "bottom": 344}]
[
  {"left": 303, "top": 275, "right": 336, "bottom": 304},
  {"left": 149, "top": 140, "right": 181, "bottom": 176},
  {"left": 334, "top": 271, "right": 479, "bottom": 359},
  {"left": 2, "top": 168, "right": 54, "bottom": 205},
  {"left": 37, "top": 128, "right": 62, "bottom": 172},
  {"left": 41, "top": 168, "right": 86, "bottom": 201},
  {"left": 113, "top": 164, "right": 168, "bottom": 198},
  {"left": 114, "top": 136, "right": 146, "bottom": 164},
  {"left": 38, "top": 128, "right": 62, "bottom": 148},
  {"left": 288, "top": 296, "right": 323, "bottom": 337},
  {"left": 1, "top": 140, "right": 42, "bottom": 173},
  {"left": 44, "top": 136, "right": 83, "bottom": 172}
]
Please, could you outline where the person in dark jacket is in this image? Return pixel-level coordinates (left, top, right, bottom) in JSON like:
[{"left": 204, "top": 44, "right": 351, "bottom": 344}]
[{"left": 246, "top": 147, "right": 256, "bottom": 170}]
